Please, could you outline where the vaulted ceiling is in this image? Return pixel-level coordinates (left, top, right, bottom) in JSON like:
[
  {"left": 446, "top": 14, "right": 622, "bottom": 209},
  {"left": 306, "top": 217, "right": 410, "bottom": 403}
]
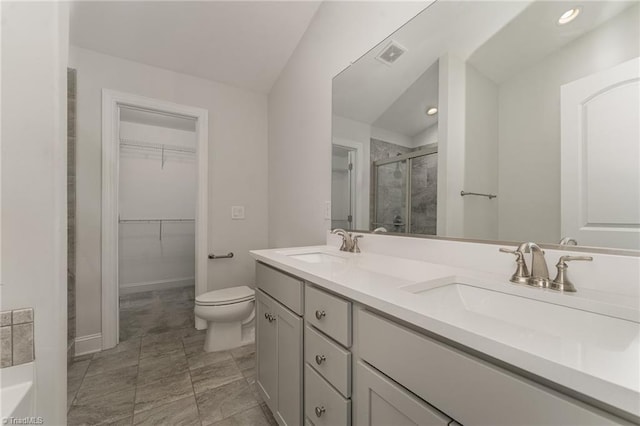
[{"left": 70, "top": 1, "right": 321, "bottom": 93}]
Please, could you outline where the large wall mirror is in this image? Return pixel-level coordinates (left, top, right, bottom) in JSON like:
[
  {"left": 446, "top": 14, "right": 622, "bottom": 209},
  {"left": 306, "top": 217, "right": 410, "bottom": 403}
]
[{"left": 332, "top": 0, "right": 639, "bottom": 251}]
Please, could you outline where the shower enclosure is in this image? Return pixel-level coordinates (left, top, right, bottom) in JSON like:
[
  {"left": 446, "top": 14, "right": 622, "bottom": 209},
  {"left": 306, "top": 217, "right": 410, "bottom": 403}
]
[{"left": 372, "top": 145, "right": 438, "bottom": 235}]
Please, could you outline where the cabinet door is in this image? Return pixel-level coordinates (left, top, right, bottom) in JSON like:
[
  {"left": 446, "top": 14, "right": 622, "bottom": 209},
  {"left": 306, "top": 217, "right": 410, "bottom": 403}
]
[
  {"left": 256, "top": 290, "right": 278, "bottom": 413},
  {"left": 274, "top": 297, "right": 303, "bottom": 426},
  {"left": 355, "top": 361, "right": 450, "bottom": 426}
]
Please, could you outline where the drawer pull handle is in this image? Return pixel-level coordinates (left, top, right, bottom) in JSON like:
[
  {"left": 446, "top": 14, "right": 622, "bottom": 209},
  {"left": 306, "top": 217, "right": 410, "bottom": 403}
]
[
  {"left": 264, "top": 313, "right": 269, "bottom": 319},
  {"left": 315, "top": 406, "right": 326, "bottom": 417},
  {"left": 315, "top": 354, "right": 326, "bottom": 365},
  {"left": 315, "top": 310, "right": 326, "bottom": 320},
  {"left": 265, "top": 313, "right": 276, "bottom": 322}
]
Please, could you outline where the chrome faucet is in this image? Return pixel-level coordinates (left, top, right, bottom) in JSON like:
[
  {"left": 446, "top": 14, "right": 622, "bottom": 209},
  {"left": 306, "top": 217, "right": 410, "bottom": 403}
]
[
  {"left": 500, "top": 242, "right": 549, "bottom": 288},
  {"left": 331, "top": 229, "right": 363, "bottom": 253}
]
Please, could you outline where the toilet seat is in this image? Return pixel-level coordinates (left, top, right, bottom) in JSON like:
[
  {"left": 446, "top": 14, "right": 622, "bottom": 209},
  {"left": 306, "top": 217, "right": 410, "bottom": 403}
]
[{"left": 195, "top": 286, "right": 254, "bottom": 306}]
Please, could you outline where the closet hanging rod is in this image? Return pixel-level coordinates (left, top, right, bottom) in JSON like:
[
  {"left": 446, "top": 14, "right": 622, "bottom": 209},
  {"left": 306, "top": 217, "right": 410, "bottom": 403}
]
[
  {"left": 119, "top": 138, "right": 196, "bottom": 154},
  {"left": 120, "top": 104, "right": 197, "bottom": 122},
  {"left": 119, "top": 218, "right": 195, "bottom": 223},
  {"left": 460, "top": 191, "right": 497, "bottom": 199}
]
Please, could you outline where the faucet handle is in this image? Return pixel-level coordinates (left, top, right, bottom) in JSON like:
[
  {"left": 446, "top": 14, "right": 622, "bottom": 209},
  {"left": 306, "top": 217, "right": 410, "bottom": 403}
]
[
  {"left": 550, "top": 255, "right": 593, "bottom": 292},
  {"left": 350, "top": 234, "right": 363, "bottom": 253},
  {"left": 499, "top": 247, "right": 530, "bottom": 284}
]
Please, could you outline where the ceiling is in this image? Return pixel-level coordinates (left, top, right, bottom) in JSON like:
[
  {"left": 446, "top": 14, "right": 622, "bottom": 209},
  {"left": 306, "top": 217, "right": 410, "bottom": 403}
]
[
  {"left": 332, "top": 1, "right": 531, "bottom": 127},
  {"left": 372, "top": 61, "right": 439, "bottom": 138},
  {"left": 70, "top": 1, "right": 321, "bottom": 94},
  {"left": 468, "top": 1, "right": 637, "bottom": 84}
]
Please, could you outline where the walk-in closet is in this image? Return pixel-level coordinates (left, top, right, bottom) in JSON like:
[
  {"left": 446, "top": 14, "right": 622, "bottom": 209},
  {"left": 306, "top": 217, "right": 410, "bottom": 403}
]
[{"left": 117, "top": 107, "right": 197, "bottom": 341}]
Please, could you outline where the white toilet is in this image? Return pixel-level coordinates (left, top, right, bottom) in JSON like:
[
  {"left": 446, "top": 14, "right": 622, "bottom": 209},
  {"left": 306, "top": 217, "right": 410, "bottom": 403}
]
[{"left": 194, "top": 286, "right": 255, "bottom": 352}]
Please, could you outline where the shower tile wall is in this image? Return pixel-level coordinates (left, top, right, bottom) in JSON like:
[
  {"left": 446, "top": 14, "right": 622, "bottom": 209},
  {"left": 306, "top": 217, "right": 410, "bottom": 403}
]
[
  {"left": 68, "top": 68, "right": 77, "bottom": 364},
  {"left": 370, "top": 138, "right": 437, "bottom": 234},
  {"left": 411, "top": 153, "right": 438, "bottom": 234}
]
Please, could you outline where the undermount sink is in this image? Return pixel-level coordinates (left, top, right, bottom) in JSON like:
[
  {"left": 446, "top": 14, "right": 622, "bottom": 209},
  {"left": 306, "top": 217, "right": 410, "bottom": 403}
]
[
  {"left": 402, "top": 280, "right": 640, "bottom": 390},
  {"left": 407, "top": 282, "right": 637, "bottom": 344},
  {"left": 287, "top": 252, "right": 347, "bottom": 264}
]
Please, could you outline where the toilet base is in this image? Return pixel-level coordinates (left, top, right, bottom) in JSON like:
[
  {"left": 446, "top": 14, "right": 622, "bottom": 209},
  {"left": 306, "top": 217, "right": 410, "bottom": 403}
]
[
  {"left": 204, "top": 321, "right": 241, "bottom": 352},
  {"left": 203, "top": 320, "right": 254, "bottom": 352}
]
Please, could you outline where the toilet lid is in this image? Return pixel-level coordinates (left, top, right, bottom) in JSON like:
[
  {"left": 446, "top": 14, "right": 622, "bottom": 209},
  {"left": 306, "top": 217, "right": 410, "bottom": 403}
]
[{"left": 195, "top": 286, "right": 255, "bottom": 306}]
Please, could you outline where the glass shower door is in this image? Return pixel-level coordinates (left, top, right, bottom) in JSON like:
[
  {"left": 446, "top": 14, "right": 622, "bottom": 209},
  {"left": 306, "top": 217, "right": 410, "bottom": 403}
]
[
  {"left": 410, "top": 153, "right": 437, "bottom": 234},
  {"left": 374, "top": 159, "right": 407, "bottom": 233}
]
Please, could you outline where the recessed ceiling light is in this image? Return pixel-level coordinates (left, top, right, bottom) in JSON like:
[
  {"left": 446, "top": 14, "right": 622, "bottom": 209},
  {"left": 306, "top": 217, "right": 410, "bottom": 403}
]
[
  {"left": 426, "top": 107, "right": 438, "bottom": 116},
  {"left": 558, "top": 7, "right": 581, "bottom": 25}
]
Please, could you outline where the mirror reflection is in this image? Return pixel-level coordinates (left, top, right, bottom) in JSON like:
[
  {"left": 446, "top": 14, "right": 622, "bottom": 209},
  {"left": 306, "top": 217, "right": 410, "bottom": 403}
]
[{"left": 332, "top": 0, "right": 639, "bottom": 250}]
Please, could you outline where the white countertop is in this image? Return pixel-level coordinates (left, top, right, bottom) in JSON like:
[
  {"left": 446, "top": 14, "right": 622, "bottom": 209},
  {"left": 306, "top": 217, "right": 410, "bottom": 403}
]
[{"left": 250, "top": 245, "right": 640, "bottom": 421}]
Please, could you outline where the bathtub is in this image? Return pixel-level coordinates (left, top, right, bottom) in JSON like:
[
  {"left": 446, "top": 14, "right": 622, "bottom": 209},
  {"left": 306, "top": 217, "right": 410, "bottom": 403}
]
[{"left": 0, "top": 362, "right": 35, "bottom": 420}]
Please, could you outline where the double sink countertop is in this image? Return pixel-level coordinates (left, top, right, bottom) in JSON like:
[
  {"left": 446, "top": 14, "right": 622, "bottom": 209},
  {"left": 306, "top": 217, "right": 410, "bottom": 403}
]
[{"left": 250, "top": 245, "right": 640, "bottom": 422}]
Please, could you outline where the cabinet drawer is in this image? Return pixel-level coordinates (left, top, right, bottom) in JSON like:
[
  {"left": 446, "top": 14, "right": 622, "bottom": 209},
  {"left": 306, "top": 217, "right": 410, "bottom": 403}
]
[
  {"left": 305, "top": 325, "right": 351, "bottom": 397},
  {"left": 355, "top": 361, "right": 450, "bottom": 426},
  {"left": 358, "top": 309, "right": 623, "bottom": 426},
  {"left": 256, "top": 262, "right": 304, "bottom": 315},
  {"left": 305, "top": 285, "right": 352, "bottom": 347},
  {"left": 305, "top": 364, "right": 351, "bottom": 426}
]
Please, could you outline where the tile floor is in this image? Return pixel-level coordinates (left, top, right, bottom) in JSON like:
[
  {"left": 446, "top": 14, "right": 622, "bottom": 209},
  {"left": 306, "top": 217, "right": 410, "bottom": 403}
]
[
  {"left": 68, "top": 330, "right": 277, "bottom": 425},
  {"left": 119, "top": 287, "right": 196, "bottom": 341},
  {"left": 68, "top": 286, "right": 275, "bottom": 425}
]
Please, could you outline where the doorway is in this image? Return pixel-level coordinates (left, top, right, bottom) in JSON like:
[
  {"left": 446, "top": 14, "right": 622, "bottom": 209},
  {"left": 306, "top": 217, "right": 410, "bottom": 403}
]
[{"left": 102, "top": 90, "right": 209, "bottom": 349}]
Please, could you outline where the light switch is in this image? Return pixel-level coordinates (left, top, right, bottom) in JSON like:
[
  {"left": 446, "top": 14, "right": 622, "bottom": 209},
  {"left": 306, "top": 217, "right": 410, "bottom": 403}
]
[{"left": 231, "top": 206, "right": 245, "bottom": 220}]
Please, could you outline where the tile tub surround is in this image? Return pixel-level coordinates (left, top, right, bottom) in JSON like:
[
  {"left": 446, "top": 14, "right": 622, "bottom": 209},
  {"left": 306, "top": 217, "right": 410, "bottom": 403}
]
[
  {"left": 0, "top": 308, "right": 35, "bottom": 368},
  {"left": 67, "top": 331, "right": 275, "bottom": 426},
  {"left": 251, "top": 235, "right": 640, "bottom": 422},
  {"left": 68, "top": 67, "right": 77, "bottom": 365}
]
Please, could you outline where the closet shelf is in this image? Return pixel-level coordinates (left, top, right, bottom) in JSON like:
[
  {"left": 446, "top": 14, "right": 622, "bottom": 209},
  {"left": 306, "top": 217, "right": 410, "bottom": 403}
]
[
  {"left": 119, "top": 218, "right": 195, "bottom": 241},
  {"left": 119, "top": 138, "right": 196, "bottom": 154},
  {"left": 119, "top": 218, "right": 195, "bottom": 223}
]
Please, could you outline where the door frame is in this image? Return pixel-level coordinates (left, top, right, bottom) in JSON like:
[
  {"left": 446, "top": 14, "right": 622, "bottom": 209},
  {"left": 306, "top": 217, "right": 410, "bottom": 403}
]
[
  {"left": 332, "top": 138, "right": 366, "bottom": 230},
  {"left": 101, "top": 89, "right": 209, "bottom": 349}
]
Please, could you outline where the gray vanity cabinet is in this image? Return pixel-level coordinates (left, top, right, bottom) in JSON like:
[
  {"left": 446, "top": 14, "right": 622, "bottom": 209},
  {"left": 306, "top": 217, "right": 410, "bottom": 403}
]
[
  {"left": 256, "top": 263, "right": 304, "bottom": 426},
  {"left": 355, "top": 361, "right": 451, "bottom": 426},
  {"left": 256, "top": 290, "right": 278, "bottom": 409}
]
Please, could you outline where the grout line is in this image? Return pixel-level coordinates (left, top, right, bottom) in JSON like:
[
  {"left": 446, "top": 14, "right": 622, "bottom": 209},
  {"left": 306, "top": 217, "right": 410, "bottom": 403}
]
[
  {"left": 128, "top": 341, "right": 141, "bottom": 425},
  {"left": 183, "top": 334, "right": 204, "bottom": 426}
]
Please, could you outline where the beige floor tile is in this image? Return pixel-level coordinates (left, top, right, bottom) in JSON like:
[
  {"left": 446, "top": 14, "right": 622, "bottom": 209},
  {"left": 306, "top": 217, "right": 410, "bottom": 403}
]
[
  {"left": 259, "top": 403, "right": 278, "bottom": 426},
  {"left": 68, "top": 387, "right": 135, "bottom": 426},
  {"left": 186, "top": 347, "right": 233, "bottom": 371},
  {"left": 68, "top": 359, "right": 91, "bottom": 387},
  {"left": 134, "top": 372, "right": 194, "bottom": 414},
  {"left": 190, "top": 358, "right": 243, "bottom": 395},
  {"left": 133, "top": 395, "right": 200, "bottom": 426},
  {"left": 137, "top": 348, "right": 188, "bottom": 385},
  {"left": 229, "top": 343, "right": 255, "bottom": 360},
  {"left": 85, "top": 349, "right": 139, "bottom": 377},
  {"left": 196, "top": 378, "right": 259, "bottom": 426},
  {"left": 210, "top": 405, "right": 273, "bottom": 426},
  {"left": 140, "top": 337, "right": 184, "bottom": 359},
  {"left": 75, "top": 365, "right": 138, "bottom": 403},
  {"left": 94, "top": 338, "right": 141, "bottom": 360}
]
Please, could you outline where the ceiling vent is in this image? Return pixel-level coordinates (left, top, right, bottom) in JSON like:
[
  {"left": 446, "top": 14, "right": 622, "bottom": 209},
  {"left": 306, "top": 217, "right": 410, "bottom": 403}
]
[{"left": 375, "top": 40, "right": 407, "bottom": 66}]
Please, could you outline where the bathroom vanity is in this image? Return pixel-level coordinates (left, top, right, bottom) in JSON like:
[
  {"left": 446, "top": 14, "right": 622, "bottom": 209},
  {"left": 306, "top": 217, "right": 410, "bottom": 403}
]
[{"left": 251, "top": 236, "right": 640, "bottom": 426}]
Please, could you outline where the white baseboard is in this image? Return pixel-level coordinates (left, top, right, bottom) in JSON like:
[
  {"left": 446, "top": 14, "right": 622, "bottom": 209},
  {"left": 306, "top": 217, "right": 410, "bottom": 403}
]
[
  {"left": 119, "top": 277, "right": 194, "bottom": 295},
  {"left": 75, "top": 333, "right": 102, "bottom": 356}
]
